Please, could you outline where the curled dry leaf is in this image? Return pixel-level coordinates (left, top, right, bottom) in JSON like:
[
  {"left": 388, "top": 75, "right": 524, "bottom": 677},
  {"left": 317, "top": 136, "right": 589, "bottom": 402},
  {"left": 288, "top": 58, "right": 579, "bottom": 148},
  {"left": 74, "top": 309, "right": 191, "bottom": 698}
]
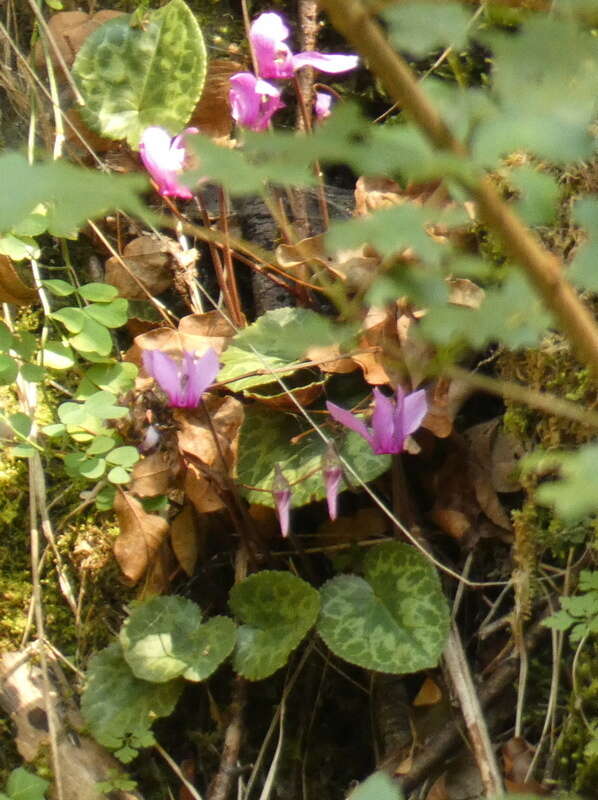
[
  {"left": 413, "top": 677, "right": 442, "bottom": 707},
  {"left": 170, "top": 504, "right": 202, "bottom": 576},
  {"left": 175, "top": 395, "right": 244, "bottom": 514},
  {"left": 105, "top": 235, "right": 174, "bottom": 300},
  {"left": 139, "top": 540, "right": 178, "bottom": 598},
  {"left": 447, "top": 277, "right": 485, "bottom": 310},
  {"left": 245, "top": 378, "right": 324, "bottom": 411},
  {"left": 276, "top": 234, "right": 379, "bottom": 289},
  {"left": 352, "top": 306, "right": 395, "bottom": 385},
  {"left": 133, "top": 311, "right": 235, "bottom": 366},
  {"left": 130, "top": 450, "right": 180, "bottom": 498},
  {"left": 0, "top": 254, "right": 37, "bottom": 305},
  {"left": 34, "top": 10, "right": 125, "bottom": 71},
  {"left": 189, "top": 59, "right": 242, "bottom": 138},
  {"left": 354, "top": 176, "right": 448, "bottom": 217},
  {"left": 113, "top": 490, "right": 169, "bottom": 584},
  {"left": 304, "top": 344, "right": 356, "bottom": 375}
]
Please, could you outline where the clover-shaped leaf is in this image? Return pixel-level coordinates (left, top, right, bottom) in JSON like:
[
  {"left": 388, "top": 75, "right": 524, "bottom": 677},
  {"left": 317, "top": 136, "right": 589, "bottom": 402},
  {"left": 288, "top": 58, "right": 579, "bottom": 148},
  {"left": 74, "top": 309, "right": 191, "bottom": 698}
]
[
  {"left": 317, "top": 542, "right": 449, "bottom": 673},
  {"left": 229, "top": 571, "right": 320, "bottom": 680}
]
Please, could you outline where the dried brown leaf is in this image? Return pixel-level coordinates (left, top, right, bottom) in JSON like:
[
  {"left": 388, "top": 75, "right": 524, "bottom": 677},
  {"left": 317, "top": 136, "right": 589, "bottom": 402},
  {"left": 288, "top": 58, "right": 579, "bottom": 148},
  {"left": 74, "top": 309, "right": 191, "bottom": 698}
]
[
  {"left": 139, "top": 540, "right": 177, "bottom": 598},
  {"left": 304, "top": 344, "right": 356, "bottom": 374},
  {"left": 130, "top": 450, "right": 179, "bottom": 498},
  {"left": 413, "top": 677, "right": 442, "bottom": 707},
  {"left": 133, "top": 311, "right": 235, "bottom": 365},
  {"left": 105, "top": 235, "right": 174, "bottom": 300},
  {"left": 447, "top": 277, "right": 485, "bottom": 310},
  {"left": 189, "top": 59, "right": 242, "bottom": 138},
  {"left": 170, "top": 504, "right": 202, "bottom": 576},
  {"left": 0, "top": 255, "right": 37, "bottom": 305},
  {"left": 35, "top": 10, "right": 125, "bottom": 70},
  {"left": 113, "top": 491, "right": 169, "bottom": 584}
]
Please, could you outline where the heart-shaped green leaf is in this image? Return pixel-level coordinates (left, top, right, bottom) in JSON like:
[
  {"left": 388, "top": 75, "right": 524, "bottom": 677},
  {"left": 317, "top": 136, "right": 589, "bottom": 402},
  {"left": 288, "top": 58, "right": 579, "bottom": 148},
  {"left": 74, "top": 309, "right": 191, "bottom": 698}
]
[
  {"left": 317, "top": 542, "right": 450, "bottom": 674},
  {"left": 81, "top": 642, "right": 183, "bottom": 752},
  {"left": 73, "top": 0, "right": 207, "bottom": 147},
  {"left": 121, "top": 596, "right": 236, "bottom": 683},
  {"left": 229, "top": 571, "right": 320, "bottom": 680}
]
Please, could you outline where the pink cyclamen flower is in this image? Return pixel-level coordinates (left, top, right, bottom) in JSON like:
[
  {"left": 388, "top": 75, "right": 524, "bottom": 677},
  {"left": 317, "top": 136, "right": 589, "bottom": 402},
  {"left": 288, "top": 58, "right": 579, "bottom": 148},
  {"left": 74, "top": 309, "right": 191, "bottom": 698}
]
[
  {"left": 315, "top": 92, "right": 333, "bottom": 121},
  {"left": 326, "top": 387, "right": 428, "bottom": 456},
  {"left": 273, "top": 463, "right": 292, "bottom": 537},
  {"left": 250, "top": 12, "right": 358, "bottom": 80},
  {"left": 229, "top": 72, "right": 285, "bottom": 131},
  {"left": 139, "top": 126, "right": 197, "bottom": 199},
  {"left": 322, "top": 443, "right": 342, "bottom": 521},
  {"left": 142, "top": 348, "right": 220, "bottom": 409}
]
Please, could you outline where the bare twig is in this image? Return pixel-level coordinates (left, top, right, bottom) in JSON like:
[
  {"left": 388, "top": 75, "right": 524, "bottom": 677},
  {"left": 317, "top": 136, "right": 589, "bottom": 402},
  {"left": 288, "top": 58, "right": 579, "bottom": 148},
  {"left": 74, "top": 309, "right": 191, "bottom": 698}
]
[
  {"left": 443, "top": 624, "right": 503, "bottom": 797},
  {"left": 318, "top": 0, "right": 598, "bottom": 378}
]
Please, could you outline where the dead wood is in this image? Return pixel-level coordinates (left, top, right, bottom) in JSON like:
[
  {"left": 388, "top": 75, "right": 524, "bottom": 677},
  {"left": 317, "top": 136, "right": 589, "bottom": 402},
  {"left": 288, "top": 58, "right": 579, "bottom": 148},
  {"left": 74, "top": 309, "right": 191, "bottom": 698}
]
[{"left": 0, "top": 651, "right": 143, "bottom": 800}]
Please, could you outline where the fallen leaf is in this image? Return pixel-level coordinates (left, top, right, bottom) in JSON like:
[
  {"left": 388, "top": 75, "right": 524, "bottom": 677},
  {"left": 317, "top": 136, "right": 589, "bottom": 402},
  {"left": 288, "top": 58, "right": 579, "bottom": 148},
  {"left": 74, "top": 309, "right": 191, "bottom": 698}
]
[
  {"left": 429, "top": 509, "right": 471, "bottom": 541},
  {"left": 353, "top": 306, "right": 396, "bottom": 385},
  {"left": 304, "top": 344, "right": 356, "bottom": 375},
  {"left": 170, "top": 504, "right": 202, "bottom": 576},
  {"left": 0, "top": 255, "right": 37, "bottom": 305},
  {"left": 447, "top": 277, "right": 485, "bottom": 310},
  {"left": 113, "top": 491, "right": 169, "bottom": 584},
  {"left": 354, "top": 176, "right": 405, "bottom": 216},
  {"left": 189, "top": 59, "right": 242, "bottom": 138},
  {"left": 34, "top": 10, "right": 125, "bottom": 70},
  {"left": 176, "top": 396, "right": 244, "bottom": 514},
  {"left": 413, "top": 676, "right": 442, "bottom": 707},
  {"left": 139, "top": 540, "right": 178, "bottom": 598},
  {"left": 424, "top": 774, "right": 448, "bottom": 800},
  {"left": 105, "top": 235, "right": 174, "bottom": 300},
  {"left": 397, "top": 311, "right": 434, "bottom": 391},
  {"left": 132, "top": 311, "right": 235, "bottom": 366},
  {"left": 130, "top": 450, "right": 179, "bottom": 498}
]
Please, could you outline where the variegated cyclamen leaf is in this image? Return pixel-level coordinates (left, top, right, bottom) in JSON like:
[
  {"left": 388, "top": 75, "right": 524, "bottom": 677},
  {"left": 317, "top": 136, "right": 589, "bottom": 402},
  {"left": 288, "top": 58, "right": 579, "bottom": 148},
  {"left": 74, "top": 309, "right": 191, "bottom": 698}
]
[
  {"left": 73, "top": 0, "right": 207, "bottom": 147},
  {"left": 317, "top": 542, "right": 449, "bottom": 674}
]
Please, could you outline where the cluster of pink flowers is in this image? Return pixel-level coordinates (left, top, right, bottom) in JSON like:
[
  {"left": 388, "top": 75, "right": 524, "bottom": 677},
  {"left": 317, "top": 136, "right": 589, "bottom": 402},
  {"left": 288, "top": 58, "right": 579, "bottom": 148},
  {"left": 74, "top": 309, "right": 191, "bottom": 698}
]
[{"left": 229, "top": 11, "right": 358, "bottom": 131}]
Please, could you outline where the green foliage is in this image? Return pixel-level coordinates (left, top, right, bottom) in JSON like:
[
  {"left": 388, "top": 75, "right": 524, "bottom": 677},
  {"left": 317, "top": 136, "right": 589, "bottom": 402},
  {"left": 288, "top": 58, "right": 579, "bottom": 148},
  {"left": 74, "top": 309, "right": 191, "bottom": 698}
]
[
  {"left": 525, "top": 444, "right": 598, "bottom": 521},
  {"left": 348, "top": 771, "right": 403, "bottom": 800},
  {"left": 120, "top": 596, "right": 236, "bottom": 683},
  {"left": 237, "top": 405, "right": 390, "bottom": 510},
  {"left": 81, "top": 642, "right": 183, "bottom": 761},
  {"left": 569, "top": 197, "right": 598, "bottom": 291},
  {"left": 420, "top": 271, "right": 553, "bottom": 350},
  {"left": 544, "top": 571, "right": 598, "bottom": 642},
  {"left": 0, "top": 154, "right": 149, "bottom": 236},
  {"left": 229, "top": 571, "right": 320, "bottom": 680},
  {"left": 317, "top": 542, "right": 450, "bottom": 673},
  {"left": 473, "top": 17, "right": 598, "bottom": 164},
  {"left": 73, "top": 0, "right": 206, "bottom": 146},
  {"left": 0, "top": 768, "right": 48, "bottom": 800},
  {"left": 219, "top": 308, "right": 354, "bottom": 393},
  {"left": 384, "top": 1, "right": 472, "bottom": 57}
]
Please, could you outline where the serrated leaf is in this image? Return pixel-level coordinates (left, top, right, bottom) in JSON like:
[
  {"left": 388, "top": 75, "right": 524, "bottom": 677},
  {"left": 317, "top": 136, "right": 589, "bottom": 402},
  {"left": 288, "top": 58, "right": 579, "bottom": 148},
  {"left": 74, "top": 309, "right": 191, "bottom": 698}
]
[
  {"left": 78, "top": 282, "right": 119, "bottom": 302},
  {"left": 43, "top": 279, "right": 75, "bottom": 297},
  {"left": 0, "top": 354, "right": 18, "bottom": 385},
  {"left": 349, "top": 771, "right": 403, "bottom": 800},
  {"left": 229, "top": 571, "right": 320, "bottom": 680},
  {"left": 121, "top": 596, "right": 236, "bottom": 683},
  {"left": 317, "top": 542, "right": 450, "bottom": 673},
  {"left": 237, "top": 405, "right": 390, "bottom": 510},
  {"left": 84, "top": 298, "right": 128, "bottom": 328},
  {"left": 420, "top": 271, "right": 553, "bottom": 350},
  {"left": 0, "top": 153, "right": 150, "bottom": 237},
  {"left": 81, "top": 642, "right": 183, "bottom": 751},
  {"left": 384, "top": 1, "right": 472, "bottom": 57},
  {"left": 69, "top": 316, "right": 113, "bottom": 356},
  {"left": 219, "top": 307, "right": 354, "bottom": 393},
  {"left": 6, "top": 767, "right": 49, "bottom": 800},
  {"left": 73, "top": 0, "right": 207, "bottom": 147},
  {"left": 42, "top": 341, "right": 75, "bottom": 370},
  {"left": 528, "top": 444, "right": 598, "bottom": 521}
]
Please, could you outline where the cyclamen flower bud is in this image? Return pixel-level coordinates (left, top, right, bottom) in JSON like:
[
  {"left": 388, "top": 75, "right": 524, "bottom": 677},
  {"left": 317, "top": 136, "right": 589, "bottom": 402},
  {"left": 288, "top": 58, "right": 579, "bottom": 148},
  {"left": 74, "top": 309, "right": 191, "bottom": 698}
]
[
  {"left": 273, "top": 463, "right": 292, "bottom": 537},
  {"left": 322, "top": 443, "right": 342, "bottom": 521}
]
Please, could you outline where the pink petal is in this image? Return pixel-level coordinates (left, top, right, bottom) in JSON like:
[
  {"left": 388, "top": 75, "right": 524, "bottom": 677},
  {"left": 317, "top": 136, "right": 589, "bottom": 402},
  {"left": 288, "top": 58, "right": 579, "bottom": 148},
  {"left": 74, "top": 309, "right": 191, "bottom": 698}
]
[
  {"left": 273, "top": 464, "right": 292, "bottom": 537},
  {"left": 291, "top": 52, "right": 358, "bottom": 74},
  {"left": 315, "top": 92, "right": 333, "bottom": 120},
  {"left": 143, "top": 350, "right": 181, "bottom": 405},
  {"left": 326, "top": 400, "right": 373, "bottom": 446},
  {"left": 324, "top": 466, "right": 342, "bottom": 521},
  {"left": 183, "top": 347, "right": 220, "bottom": 408},
  {"left": 250, "top": 12, "right": 295, "bottom": 79},
  {"left": 401, "top": 388, "right": 428, "bottom": 437},
  {"left": 229, "top": 73, "right": 284, "bottom": 132},
  {"left": 139, "top": 127, "right": 193, "bottom": 199},
  {"left": 371, "top": 388, "right": 398, "bottom": 454}
]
